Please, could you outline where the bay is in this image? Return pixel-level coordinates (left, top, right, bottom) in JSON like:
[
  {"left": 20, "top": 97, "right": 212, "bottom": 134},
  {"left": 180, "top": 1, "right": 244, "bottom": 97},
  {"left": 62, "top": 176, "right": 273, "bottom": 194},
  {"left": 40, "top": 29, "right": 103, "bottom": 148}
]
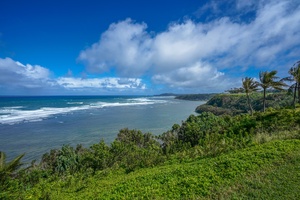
[{"left": 0, "top": 96, "right": 204, "bottom": 162}]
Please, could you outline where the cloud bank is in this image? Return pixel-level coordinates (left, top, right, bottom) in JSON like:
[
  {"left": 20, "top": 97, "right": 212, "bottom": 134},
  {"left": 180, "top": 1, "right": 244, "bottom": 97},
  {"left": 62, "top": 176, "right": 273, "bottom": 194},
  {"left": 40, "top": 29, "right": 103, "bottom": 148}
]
[
  {"left": 0, "top": 57, "right": 52, "bottom": 89},
  {"left": 78, "top": 0, "right": 300, "bottom": 92},
  {"left": 57, "top": 77, "right": 145, "bottom": 90},
  {"left": 0, "top": 58, "right": 146, "bottom": 95}
]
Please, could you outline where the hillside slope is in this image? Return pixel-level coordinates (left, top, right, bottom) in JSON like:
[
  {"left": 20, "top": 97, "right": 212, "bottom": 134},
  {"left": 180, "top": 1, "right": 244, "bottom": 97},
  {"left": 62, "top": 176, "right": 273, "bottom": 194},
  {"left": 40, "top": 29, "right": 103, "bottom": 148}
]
[
  {"left": 16, "top": 140, "right": 300, "bottom": 199},
  {"left": 195, "top": 93, "right": 293, "bottom": 115}
]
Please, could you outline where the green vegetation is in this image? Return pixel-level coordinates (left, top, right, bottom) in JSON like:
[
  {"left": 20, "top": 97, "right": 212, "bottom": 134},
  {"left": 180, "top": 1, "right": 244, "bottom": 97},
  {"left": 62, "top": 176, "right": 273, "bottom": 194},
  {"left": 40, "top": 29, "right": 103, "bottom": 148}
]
[
  {"left": 155, "top": 93, "right": 217, "bottom": 101},
  {"left": 242, "top": 77, "right": 259, "bottom": 115},
  {"left": 286, "top": 61, "right": 300, "bottom": 107},
  {"left": 208, "top": 143, "right": 300, "bottom": 200},
  {"left": 175, "top": 93, "right": 216, "bottom": 101},
  {"left": 197, "top": 65, "right": 299, "bottom": 115},
  {"left": 195, "top": 92, "right": 293, "bottom": 115},
  {"left": 225, "top": 87, "right": 245, "bottom": 94},
  {"left": 13, "top": 140, "right": 300, "bottom": 199},
  {"left": 1, "top": 107, "right": 300, "bottom": 199},
  {"left": 0, "top": 152, "right": 24, "bottom": 184},
  {"left": 258, "top": 70, "right": 287, "bottom": 112}
]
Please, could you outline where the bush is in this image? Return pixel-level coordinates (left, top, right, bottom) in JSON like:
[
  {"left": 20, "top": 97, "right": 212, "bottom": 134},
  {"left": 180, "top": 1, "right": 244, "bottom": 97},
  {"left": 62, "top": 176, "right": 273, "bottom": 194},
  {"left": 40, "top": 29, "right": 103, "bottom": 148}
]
[{"left": 111, "top": 128, "right": 164, "bottom": 172}]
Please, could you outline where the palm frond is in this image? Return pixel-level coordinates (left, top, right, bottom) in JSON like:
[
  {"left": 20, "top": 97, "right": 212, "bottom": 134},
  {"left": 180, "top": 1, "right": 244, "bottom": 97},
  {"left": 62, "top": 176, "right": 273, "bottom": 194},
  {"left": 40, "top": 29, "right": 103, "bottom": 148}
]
[
  {"left": 5, "top": 153, "right": 25, "bottom": 173},
  {"left": 0, "top": 151, "right": 24, "bottom": 175},
  {"left": 0, "top": 152, "right": 6, "bottom": 170}
]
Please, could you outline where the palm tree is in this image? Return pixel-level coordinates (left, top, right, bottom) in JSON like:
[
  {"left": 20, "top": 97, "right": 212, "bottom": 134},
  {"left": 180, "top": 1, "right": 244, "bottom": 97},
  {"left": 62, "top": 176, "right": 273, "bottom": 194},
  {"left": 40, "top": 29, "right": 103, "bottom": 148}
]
[
  {"left": 0, "top": 151, "right": 24, "bottom": 182},
  {"left": 287, "top": 61, "right": 300, "bottom": 107},
  {"left": 242, "top": 77, "right": 259, "bottom": 115},
  {"left": 258, "top": 70, "right": 287, "bottom": 112}
]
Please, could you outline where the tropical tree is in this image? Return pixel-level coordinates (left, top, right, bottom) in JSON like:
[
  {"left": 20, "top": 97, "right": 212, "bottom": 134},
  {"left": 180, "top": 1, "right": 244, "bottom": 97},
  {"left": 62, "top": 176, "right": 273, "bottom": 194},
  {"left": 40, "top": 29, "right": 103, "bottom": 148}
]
[
  {"left": 258, "top": 70, "right": 287, "bottom": 112},
  {"left": 242, "top": 77, "right": 259, "bottom": 115},
  {"left": 0, "top": 151, "right": 24, "bottom": 182},
  {"left": 225, "top": 87, "right": 244, "bottom": 94},
  {"left": 287, "top": 61, "right": 300, "bottom": 107}
]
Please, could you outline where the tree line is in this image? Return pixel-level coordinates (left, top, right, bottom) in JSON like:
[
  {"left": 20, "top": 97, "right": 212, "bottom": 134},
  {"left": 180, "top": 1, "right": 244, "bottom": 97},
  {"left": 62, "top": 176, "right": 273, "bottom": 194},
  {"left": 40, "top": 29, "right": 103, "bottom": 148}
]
[{"left": 240, "top": 61, "right": 300, "bottom": 114}]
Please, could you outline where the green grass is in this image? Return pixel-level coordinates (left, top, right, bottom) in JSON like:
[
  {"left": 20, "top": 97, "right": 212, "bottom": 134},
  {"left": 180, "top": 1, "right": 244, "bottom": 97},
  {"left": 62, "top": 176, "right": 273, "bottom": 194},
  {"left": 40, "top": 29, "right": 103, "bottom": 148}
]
[
  {"left": 21, "top": 139, "right": 300, "bottom": 199},
  {"left": 212, "top": 149, "right": 300, "bottom": 200}
]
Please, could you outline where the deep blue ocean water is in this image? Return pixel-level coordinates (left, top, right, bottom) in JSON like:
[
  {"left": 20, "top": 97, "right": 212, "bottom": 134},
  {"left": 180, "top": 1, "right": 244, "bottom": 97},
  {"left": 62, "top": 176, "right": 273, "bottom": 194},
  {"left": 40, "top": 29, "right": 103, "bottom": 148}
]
[{"left": 0, "top": 96, "right": 204, "bottom": 162}]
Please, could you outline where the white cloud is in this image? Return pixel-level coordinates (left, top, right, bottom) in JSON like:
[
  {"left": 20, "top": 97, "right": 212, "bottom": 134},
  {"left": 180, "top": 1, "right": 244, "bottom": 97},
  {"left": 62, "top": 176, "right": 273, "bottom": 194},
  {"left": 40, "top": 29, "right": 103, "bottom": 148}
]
[
  {"left": 0, "top": 57, "right": 51, "bottom": 89},
  {"left": 223, "top": 0, "right": 300, "bottom": 67},
  {"left": 78, "top": 0, "right": 300, "bottom": 91},
  {"left": 152, "top": 18, "right": 242, "bottom": 69},
  {"left": 152, "top": 62, "right": 227, "bottom": 91},
  {"left": 15, "top": 61, "right": 50, "bottom": 80},
  {"left": 78, "top": 18, "right": 152, "bottom": 77},
  {"left": 57, "top": 77, "right": 146, "bottom": 90},
  {"left": 0, "top": 57, "right": 147, "bottom": 95}
]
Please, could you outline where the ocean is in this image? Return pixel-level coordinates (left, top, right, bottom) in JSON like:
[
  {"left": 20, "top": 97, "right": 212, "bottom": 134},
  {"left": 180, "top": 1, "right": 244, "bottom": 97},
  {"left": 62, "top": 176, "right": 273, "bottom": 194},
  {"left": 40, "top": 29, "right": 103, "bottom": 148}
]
[{"left": 0, "top": 96, "right": 204, "bottom": 162}]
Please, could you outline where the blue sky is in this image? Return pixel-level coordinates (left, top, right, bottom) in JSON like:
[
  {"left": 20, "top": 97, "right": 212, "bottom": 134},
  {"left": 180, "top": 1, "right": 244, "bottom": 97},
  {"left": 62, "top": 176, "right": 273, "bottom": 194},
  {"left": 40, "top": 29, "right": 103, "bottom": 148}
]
[{"left": 0, "top": 0, "right": 300, "bottom": 95}]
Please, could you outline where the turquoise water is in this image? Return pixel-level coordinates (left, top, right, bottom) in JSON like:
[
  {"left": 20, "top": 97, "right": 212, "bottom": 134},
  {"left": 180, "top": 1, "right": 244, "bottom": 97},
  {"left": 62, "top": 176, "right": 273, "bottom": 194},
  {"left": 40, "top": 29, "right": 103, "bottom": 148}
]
[{"left": 0, "top": 96, "right": 204, "bottom": 162}]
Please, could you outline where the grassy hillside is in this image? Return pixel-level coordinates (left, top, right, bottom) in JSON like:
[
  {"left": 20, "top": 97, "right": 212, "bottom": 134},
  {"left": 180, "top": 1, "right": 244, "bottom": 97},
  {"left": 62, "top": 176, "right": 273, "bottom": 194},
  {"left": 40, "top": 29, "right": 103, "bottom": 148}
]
[{"left": 3, "top": 140, "right": 300, "bottom": 199}]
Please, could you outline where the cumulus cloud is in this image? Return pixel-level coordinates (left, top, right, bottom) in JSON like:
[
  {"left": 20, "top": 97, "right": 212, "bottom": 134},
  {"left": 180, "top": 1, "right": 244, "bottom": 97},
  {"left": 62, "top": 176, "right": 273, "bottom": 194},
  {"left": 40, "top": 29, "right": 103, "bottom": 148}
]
[
  {"left": 78, "top": 0, "right": 300, "bottom": 91},
  {"left": 78, "top": 18, "right": 152, "bottom": 77},
  {"left": 0, "top": 57, "right": 51, "bottom": 89},
  {"left": 152, "top": 62, "right": 225, "bottom": 89},
  {"left": 0, "top": 57, "right": 146, "bottom": 95}
]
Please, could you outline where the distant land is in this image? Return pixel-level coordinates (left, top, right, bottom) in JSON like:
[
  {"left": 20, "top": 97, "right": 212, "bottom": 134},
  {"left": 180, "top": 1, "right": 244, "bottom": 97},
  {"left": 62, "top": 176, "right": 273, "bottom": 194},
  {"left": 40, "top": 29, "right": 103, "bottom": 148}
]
[
  {"left": 195, "top": 92, "right": 293, "bottom": 115},
  {"left": 154, "top": 93, "right": 178, "bottom": 96},
  {"left": 155, "top": 93, "right": 217, "bottom": 101}
]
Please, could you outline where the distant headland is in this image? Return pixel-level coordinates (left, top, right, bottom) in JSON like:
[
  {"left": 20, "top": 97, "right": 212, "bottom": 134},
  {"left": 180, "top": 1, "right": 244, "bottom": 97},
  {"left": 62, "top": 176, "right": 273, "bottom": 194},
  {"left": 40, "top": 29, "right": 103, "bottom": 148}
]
[{"left": 155, "top": 93, "right": 217, "bottom": 101}]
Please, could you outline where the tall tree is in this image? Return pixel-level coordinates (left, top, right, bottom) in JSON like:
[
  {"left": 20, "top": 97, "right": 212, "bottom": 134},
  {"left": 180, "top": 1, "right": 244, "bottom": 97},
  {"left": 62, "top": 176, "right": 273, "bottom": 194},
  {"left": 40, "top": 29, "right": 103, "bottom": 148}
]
[
  {"left": 258, "top": 70, "right": 287, "bottom": 112},
  {"left": 287, "top": 61, "right": 300, "bottom": 107},
  {"left": 242, "top": 77, "right": 259, "bottom": 115}
]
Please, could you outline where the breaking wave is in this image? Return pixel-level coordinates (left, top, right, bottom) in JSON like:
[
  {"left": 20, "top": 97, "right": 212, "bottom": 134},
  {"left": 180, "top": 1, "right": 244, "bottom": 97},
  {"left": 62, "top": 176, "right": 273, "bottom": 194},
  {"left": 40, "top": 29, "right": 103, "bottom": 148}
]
[{"left": 0, "top": 97, "right": 167, "bottom": 125}]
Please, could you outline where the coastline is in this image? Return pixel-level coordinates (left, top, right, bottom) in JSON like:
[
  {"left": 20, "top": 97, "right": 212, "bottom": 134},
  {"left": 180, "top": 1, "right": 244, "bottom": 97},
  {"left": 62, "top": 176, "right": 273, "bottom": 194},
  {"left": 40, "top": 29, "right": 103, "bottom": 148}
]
[{"left": 0, "top": 96, "right": 204, "bottom": 162}]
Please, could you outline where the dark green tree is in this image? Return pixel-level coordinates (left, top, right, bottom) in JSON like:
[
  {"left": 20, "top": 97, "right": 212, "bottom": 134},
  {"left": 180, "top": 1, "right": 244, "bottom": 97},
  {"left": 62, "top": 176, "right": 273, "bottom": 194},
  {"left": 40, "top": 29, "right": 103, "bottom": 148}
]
[
  {"left": 287, "top": 61, "right": 300, "bottom": 107},
  {"left": 87, "top": 140, "right": 111, "bottom": 171},
  {"left": 225, "top": 87, "right": 244, "bottom": 94},
  {"left": 242, "top": 77, "right": 259, "bottom": 115},
  {"left": 177, "top": 113, "right": 226, "bottom": 147},
  {"left": 111, "top": 128, "right": 162, "bottom": 172},
  {"left": 258, "top": 71, "right": 286, "bottom": 112}
]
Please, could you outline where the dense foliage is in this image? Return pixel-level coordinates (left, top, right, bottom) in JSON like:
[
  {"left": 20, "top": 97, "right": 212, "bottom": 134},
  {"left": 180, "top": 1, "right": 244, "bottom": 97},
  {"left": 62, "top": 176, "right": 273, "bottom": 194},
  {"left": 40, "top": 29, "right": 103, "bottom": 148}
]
[
  {"left": 225, "top": 87, "right": 245, "bottom": 94},
  {"left": 175, "top": 93, "right": 217, "bottom": 101},
  {"left": 155, "top": 93, "right": 216, "bottom": 101},
  {"left": 196, "top": 92, "right": 293, "bottom": 115}
]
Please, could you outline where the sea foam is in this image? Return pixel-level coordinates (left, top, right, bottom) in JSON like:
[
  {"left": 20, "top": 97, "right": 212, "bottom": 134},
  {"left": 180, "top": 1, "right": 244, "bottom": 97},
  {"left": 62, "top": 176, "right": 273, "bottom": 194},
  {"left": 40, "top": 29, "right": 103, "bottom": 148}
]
[{"left": 0, "top": 98, "right": 166, "bottom": 125}]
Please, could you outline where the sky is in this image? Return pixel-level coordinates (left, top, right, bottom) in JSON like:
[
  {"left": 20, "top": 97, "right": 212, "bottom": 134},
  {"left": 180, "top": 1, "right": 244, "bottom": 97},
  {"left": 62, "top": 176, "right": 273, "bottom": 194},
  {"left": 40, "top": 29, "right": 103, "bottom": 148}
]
[{"left": 0, "top": 0, "right": 300, "bottom": 95}]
